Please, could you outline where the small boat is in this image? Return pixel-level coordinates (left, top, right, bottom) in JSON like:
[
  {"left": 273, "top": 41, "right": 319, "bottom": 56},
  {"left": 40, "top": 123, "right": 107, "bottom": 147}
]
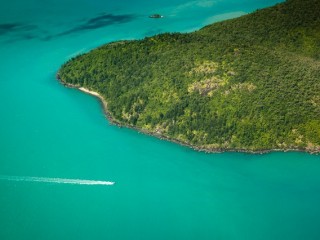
[{"left": 149, "top": 14, "right": 164, "bottom": 19}]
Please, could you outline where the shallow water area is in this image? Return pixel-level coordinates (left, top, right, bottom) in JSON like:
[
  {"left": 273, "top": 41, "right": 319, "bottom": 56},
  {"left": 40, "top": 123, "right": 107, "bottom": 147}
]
[{"left": 1, "top": 0, "right": 320, "bottom": 239}]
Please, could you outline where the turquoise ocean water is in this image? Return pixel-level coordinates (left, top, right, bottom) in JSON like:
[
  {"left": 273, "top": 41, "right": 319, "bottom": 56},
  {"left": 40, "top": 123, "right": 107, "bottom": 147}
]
[{"left": 1, "top": 0, "right": 320, "bottom": 239}]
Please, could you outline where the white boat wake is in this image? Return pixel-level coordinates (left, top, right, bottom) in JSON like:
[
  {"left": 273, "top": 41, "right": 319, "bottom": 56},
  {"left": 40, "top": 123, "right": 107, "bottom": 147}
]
[{"left": 0, "top": 175, "right": 115, "bottom": 186}]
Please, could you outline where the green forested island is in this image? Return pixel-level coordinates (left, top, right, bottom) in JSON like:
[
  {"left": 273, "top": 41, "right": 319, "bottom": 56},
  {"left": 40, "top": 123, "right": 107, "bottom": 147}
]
[{"left": 58, "top": 0, "right": 320, "bottom": 153}]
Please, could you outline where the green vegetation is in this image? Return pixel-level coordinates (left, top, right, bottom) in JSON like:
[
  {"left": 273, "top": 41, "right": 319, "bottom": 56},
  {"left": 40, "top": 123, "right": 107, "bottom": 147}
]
[{"left": 58, "top": 0, "right": 320, "bottom": 153}]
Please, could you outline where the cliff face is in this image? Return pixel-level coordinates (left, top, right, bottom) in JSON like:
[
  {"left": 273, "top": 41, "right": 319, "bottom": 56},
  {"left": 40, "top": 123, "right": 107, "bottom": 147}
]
[{"left": 58, "top": 0, "right": 320, "bottom": 153}]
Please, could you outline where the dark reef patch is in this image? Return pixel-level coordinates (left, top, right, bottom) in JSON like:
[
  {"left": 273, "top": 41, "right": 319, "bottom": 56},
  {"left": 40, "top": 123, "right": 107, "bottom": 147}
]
[
  {"left": 57, "top": 13, "right": 137, "bottom": 37},
  {"left": 0, "top": 22, "right": 40, "bottom": 44},
  {"left": 0, "top": 23, "right": 37, "bottom": 36},
  {"left": 0, "top": 23, "right": 20, "bottom": 35},
  {"left": 1, "top": 13, "right": 136, "bottom": 43}
]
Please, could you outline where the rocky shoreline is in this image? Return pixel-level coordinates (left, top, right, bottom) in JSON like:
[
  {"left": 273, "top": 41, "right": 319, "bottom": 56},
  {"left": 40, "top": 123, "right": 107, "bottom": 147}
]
[{"left": 57, "top": 75, "right": 319, "bottom": 155}]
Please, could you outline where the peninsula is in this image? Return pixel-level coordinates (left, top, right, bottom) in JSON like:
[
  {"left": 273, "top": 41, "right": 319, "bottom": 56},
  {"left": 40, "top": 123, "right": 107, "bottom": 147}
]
[{"left": 57, "top": 0, "right": 320, "bottom": 153}]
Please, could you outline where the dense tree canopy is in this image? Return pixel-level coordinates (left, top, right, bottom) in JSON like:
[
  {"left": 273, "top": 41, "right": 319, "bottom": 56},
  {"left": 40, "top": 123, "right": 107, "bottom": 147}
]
[{"left": 58, "top": 0, "right": 320, "bottom": 152}]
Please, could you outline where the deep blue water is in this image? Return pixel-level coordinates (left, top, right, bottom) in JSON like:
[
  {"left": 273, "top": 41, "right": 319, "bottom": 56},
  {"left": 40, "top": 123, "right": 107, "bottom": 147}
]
[{"left": 1, "top": 0, "right": 320, "bottom": 239}]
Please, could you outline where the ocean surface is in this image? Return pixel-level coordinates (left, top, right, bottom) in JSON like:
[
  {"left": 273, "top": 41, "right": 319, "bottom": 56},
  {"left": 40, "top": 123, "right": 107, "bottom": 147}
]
[{"left": 1, "top": 0, "right": 320, "bottom": 239}]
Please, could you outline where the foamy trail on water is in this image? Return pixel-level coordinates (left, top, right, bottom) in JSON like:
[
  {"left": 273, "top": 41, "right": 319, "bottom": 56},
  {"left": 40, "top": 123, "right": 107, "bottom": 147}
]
[{"left": 0, "top": 175, "right": 115, "bottom": 186}]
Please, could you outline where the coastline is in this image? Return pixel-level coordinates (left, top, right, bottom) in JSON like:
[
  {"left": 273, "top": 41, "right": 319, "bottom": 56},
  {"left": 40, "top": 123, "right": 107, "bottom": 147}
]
[
  {"left": 58, "top": 80, "right": 122, "bottom": 126},
  {"left": 58, "top": 78, "right": 319, "bottom": 155},
  {"left": 78, "top": 87, "right": 110, "bottom": 117}
]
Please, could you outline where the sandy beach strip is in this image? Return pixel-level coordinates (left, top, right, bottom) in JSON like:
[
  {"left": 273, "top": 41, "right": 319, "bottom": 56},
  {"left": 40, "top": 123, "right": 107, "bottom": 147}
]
[{"left": 78, "top": 87, "right": 111, "bottom": 116}]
